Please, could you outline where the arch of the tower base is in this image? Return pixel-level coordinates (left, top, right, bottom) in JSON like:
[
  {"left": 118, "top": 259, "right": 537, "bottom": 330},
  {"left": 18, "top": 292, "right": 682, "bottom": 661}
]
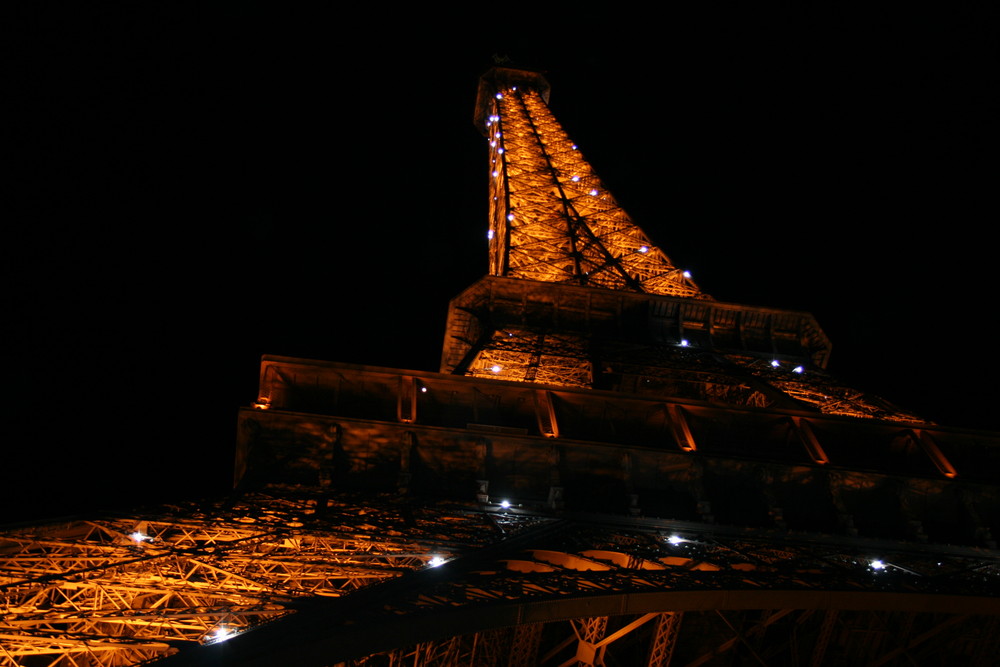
[
  {"left": 327, "top": 590, "right": 1000, "bottom": 664},
  {"left": 167, "top": 589, "right": 1000, "bottom": 666}
]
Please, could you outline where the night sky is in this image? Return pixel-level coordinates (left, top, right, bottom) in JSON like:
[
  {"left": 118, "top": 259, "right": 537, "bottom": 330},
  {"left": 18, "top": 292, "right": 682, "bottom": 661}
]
[{"left": 7, "top": 7, "right": 997, "bottom": 523}]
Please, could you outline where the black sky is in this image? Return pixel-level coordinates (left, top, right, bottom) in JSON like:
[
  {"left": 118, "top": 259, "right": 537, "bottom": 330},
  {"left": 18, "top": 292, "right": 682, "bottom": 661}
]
[{"left": 6, "top": 7, "right": 998, "bottom": 522}]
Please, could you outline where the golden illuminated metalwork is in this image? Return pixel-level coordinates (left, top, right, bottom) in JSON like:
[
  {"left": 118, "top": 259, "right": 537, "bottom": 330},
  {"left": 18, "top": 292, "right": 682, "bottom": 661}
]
[
  {"left": 6, "top": 66, "right": 999, "bottom": 666},
  {"left": 480, "top": 68, "right": 705, "bottom": 299},
  {"left": 722, "top": 353, "right": 924, "bottom": 422},
  {"left": 284, "top": 515, "right": 1000, "bottom": 666},
  {"left": 0, "top": 495, "right": 490, "bottom": 666},
  {"left": 465, "top": 329, "right": 592, "bottom": 388},
  {"left": 451, "top": 67, "right": 921, "bottom": 423}
]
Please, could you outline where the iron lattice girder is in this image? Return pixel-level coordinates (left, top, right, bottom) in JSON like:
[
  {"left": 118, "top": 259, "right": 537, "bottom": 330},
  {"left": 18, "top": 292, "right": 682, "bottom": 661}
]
[
  {"left": 440, "top": 276, "right": 831, "bottom": 377},
  {"left": 8, "top": 494, "right": 1000, "bottom": 665},
  {"left": 479, "top": 68, "right": 704, "bottom": 299},
  {"left": 352, "top": 609, "right": 1000, "bottom": 667},
  {"left": 1, "top": 521, "right": 426, "bottom": 602},
  {"left": 463, "top": 69, "right": 922, "bottom": 423},
  {"left": 727, "top": 353, "right": 923, "bottom": 423},
  {"left": 466, "top": 328, "right": 593, "bottom": 388},
  {"left": 0, "top": 495, "right": 503, "bottom": 666},
  {"left": 441, "top": 276, "right": 922, "bottom": 421},
  {"left": 148, "top": 504, "right": 1000, "bottom": 665}
]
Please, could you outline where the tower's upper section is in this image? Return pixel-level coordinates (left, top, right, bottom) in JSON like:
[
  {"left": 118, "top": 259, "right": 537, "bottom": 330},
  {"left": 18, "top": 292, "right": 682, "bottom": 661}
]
[
  {"left": 475, "top": 67, "right": 708, "bottom": 299},
  {"left": 438, "top": 67, "right": 923, "bottom": 423}
]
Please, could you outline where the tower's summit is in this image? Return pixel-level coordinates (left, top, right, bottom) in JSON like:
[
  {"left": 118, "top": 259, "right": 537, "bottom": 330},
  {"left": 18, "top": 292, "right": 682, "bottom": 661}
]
[
  {"left": 473, "top": 66, "right": 551, "bottom": 130},
  {"left": 473, "top": 67, "right": 705, "bottom": 298}
]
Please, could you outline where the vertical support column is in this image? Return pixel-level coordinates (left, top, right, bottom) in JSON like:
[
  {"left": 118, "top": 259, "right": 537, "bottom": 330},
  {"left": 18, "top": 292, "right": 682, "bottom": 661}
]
[
  {"left": 398, "top": 432, "right": 415, "bottom": 495},
  {"left": 647, "top": 612, "right": 683, "bottom": 667},
  {"left": 792, "top": 417, "right": 829, "bottom": 465},
  {"left": 477, "top": 439, "right": 490, "bottom": 503},
  {"left": 548, "top": 442, "right": 564, "bottom": 510},
  {"left": 913, "top": 429, "right": 958, "bottom": 478},
  {"left": 666, "top": 404, "right": 697, "bottom": 452},
  {"left": 397, "top": 376, "right": 418, "bottom": 423},
  {"left": 319, "top": 422, "right": 341, "bottom": 488},
  {"left": 624, "top": 452, "right": 641, "bottom": 516},
  {"left": 535, "top": 389, "right": 560, "bottom": 438}
]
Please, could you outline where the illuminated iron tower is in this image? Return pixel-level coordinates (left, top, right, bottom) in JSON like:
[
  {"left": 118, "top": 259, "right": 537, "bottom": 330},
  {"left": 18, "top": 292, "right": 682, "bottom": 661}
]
[{"left": 4, "top": 67, "right": 1000, "bottom": 666}]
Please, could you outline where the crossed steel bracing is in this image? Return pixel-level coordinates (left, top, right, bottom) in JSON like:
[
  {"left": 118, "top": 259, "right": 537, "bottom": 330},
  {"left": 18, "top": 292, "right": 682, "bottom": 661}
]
[
  {"left": 346, "top": 610, "right": 1000, "bottom": 667},
  {"left": 239, "top": 505, "right": 1000, "bottom": 666},
  {"left": 483, "top": 72, "right": 705, "bottom": 299},
  {"left": 721, "top": 353, "right": 924, "bottom": 423},
  {"left": 8, "top": 67, "right": 992, "bottom": 666},
  {"left": 460, "top": 325, "right": 918, "bottom": 421},
  {"left": 8, "top": 492, "right": 996, "bottom": 665},
  {"left": 461, "top": 69, "right": 921, "bottom": 424},
  {"left": 464, "top": 328, "right": 594, "bottom": 388},
  {"left": 0, "top": 493, "right": 501, "bottom": 666}
]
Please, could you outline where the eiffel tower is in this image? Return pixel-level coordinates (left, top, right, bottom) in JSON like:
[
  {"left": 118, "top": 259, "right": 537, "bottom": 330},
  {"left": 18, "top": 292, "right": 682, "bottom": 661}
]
[{"left": 4, "top": 66, "right": 1000, "bottom": 666}]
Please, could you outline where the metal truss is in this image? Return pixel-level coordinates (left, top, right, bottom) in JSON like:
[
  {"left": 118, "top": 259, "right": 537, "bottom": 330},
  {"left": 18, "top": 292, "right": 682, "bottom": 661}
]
[
  {"left": 342, "top": 520, "right": 1000, "bottom": 622},
  {"left": 457, "top": 323, "right": 919, "bottom": 420},
  {"left": 647, "top": 612, "right": 682, "bottom": 666},
  {"left": 10, "top": 492, "right": 1000, "bottom": 665},
  {"left": 344, "top": 613, "right": 677, "bottom": 667},
  {"left": 12, "top": 66, "right": 992, "bottom": 667},
  {"left": 336, "top": 609, "right": 1000, "bottom": 667},
  {"left": 599, "top": 343, "right": 777, "bottom": 408},
  {"left": 466, "top": 328, "right": 593, "bottom": 388},
  {"left": 464, "top": 70, "right": 922, "bottom": 425},
  {"left": 312, "top": 510, "right": 1000, "bottom": 666},
  {"left": 189, "top": 504, "right": 1000, "bottom": 667},
  {"left": 0, "top": 493, "right": 505, "bottom": 666},
  {"left": 723, "top": 353, "right": 924, "bottom": 422},
  {"left": 482, "top": 70, "right": 706, "bottom": 299}
]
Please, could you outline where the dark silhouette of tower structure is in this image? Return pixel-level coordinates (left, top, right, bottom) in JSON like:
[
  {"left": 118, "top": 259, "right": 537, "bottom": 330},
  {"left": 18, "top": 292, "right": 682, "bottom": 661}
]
[{"left": 3, "top": 67, "right": 1000, "bottom": 666}]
